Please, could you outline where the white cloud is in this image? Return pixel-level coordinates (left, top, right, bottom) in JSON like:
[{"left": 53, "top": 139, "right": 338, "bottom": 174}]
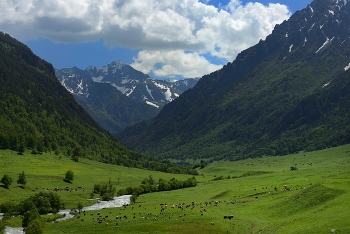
[
  {"left": 0, "top": 0, "right": 291, "bottom": 78},
  {"left": 131, "top": 50, "right": 222, "bottom": 78}
]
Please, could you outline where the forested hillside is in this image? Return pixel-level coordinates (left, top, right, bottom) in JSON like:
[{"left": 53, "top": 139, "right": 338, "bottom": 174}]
[
  {"left": 118, "top": 0, "right": 350, "bottom": 161},
  {"left": 0, "top": 32, "right": 196, "bottom": 174}
]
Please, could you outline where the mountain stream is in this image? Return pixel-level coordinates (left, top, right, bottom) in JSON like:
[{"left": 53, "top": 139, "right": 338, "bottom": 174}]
[{"left": 3, "top": 195, "right": 131, "bottom": 234}]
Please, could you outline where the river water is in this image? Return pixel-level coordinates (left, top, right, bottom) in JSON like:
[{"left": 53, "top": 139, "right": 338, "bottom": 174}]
[{"left": 4, "top": 195, "right": 131, "bottom": 234}]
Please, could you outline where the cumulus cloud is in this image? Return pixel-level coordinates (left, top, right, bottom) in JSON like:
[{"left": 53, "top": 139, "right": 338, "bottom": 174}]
[
  {"left": 131, "top": 50, "right": 223, "bottom": 78},
  {"left": 0, "top": 0, "right": 291, "bottom": 78}
]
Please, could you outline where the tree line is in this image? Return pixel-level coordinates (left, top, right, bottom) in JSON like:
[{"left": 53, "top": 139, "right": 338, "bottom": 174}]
[{"left": 117, "top": 175, "right": 197, "bottom": 204}]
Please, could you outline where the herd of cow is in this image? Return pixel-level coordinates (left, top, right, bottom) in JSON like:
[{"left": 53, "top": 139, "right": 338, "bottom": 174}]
[{"left": 71, "top": 200, "right": 235, "bottom": 228}]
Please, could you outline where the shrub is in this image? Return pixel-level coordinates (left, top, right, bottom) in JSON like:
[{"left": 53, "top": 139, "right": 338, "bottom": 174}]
[{"left": 1, "top": 174, "right": 13, "bottom": 189}]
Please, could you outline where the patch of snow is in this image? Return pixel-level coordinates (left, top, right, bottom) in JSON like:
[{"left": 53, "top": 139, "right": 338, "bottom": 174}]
[
  {"left": 153, "top": 81, "right": 168, "bottom": 89},
  {"left": 174, "top": 93, "right": 179, "bottom": 97},
  {"left": 92, "top": 76, "right": 104, "bottom": 82},
  {"left": 308, "top": 23, "right": 315, "bottom": 32},
  {"left": 289, "top": 44, "right": 293, "bottom": 53},
  {"left": 303, "top": 37, "right": 308, "bottom": 46},
  {"left": 145, "top": 85, "right": 155, "bottom": 100},
  {"left": 285, "top": 33, "right": 288, "bottom": 38},
  {"left": 101, "top": 66, "right": 108, "bottom": 74},
  {"left": 146, "top": 101, "right": 159, "bottom": 108},
  {"left": 320, "top": 24, "right": 324, "bottom": 29},
  {"left": 315, "top": 37, "right": 334, "bottom": 53},
  {"left": 345, "top": 63, "right": 350, "bottom": 71},
  {"left": 126, "top": 86, "right": 136, "bottom": 97},
  {"left": 61, "top": 81, "right": 74, "bottom": 94},
  {"left": 322, "top": 81, "right": 331, "bottom": 88},
  {"left": 114, "top": 85, "right": 129, "bottom": 95},
  {"left": 77, "top": 79, "right": 84, "bottom": 90},
  {"left": 340, "top": 40, "right": 346, "bottom": 46},
  {"left": 329, "top": 10, "right": 334, "bottom": 15},
  {"left": 121, "top": 79, "right": 132, "bottom": 84},
  {"left": 110, "top": 62, "right": 125, "bottom": 73},
  {"left": 309, "top": 6, "right": 314, "bottom": 13}
]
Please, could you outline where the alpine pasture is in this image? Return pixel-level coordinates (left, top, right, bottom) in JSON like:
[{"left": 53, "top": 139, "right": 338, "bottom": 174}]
[{"left": 1, "top": 144, "right": 350, "bottom": 233}]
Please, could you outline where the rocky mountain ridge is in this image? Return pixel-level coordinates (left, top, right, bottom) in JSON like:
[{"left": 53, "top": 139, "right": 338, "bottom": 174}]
[{"left": 56, "top": 61, "right": 199, "bottom": 108}]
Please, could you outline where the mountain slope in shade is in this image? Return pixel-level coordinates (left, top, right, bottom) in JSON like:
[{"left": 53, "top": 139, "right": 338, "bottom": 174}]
[
  {"left": 56, "top": 62, "right": 199, "bottom": 133},
  {"left": 74, "top": 82, "right": 159, "bottom": 134},
  {"left": 118, "top": 0, "right": 350, "bottom": 160}
]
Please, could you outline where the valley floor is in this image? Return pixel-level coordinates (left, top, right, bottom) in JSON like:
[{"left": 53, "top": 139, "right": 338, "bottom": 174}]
[{"left": 1, "top": 145, "right": 350, "bottom": 233}]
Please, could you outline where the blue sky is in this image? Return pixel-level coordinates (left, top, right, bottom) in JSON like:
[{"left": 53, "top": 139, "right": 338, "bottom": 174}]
[{"left": 1, "top": 0, "right": 312, "bottom": 79}]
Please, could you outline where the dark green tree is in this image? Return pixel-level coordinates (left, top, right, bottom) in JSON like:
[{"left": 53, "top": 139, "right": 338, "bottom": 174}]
[
  {"left": 22, "top": 207, "right": 40, "bottom": 227},
  {"left": 93, "top": 184, "right": 101, "bottom": 193},
  {"left": 0, "top": 220, "right": 5, "bottom": 233},
  {"left": 25, "top": 218, "right": 44, "bottom": 234},
  {"left": 130, "top": 194, "right": 138, "bottom": 204},
  {"left": 18, "top": 199, "right": 35, "bottom": 215},
  {"left": 64, "top": 170, "right": 74, "bottom": 183},
  {"left": 77, "top": 202, "right": 83, "bottom": 213},
  {"left": 17, "top": 171, "right": 27, "bottom": 188},
  {"left": 1, "top": 174, "right": 13, "bottom": 189},
  {"left": 99, "top": 179, "right": 116, "bottom": 201},
  {"left": 148, "top": 175, "right": 154, "bottom": 185},
  {"left": 30, "top": 191, "right": 62, "bottom": 214},
  {"left": 18, "top": 142, "right": 25, "bottom": 154}
]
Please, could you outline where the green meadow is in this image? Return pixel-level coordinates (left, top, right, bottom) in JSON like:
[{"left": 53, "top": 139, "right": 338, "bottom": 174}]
[{"left": 1, "top": 144, "right": 350, "bottom": 233}]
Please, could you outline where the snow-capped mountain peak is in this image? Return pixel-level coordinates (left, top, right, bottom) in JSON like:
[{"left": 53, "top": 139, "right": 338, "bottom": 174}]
[{"left": 55, "top": 62, "right": 199, "bottom": 109}]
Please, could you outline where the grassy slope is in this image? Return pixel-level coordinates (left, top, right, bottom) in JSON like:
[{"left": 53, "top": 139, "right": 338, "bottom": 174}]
[{"left": 1, "top": 145, "right": 350, "bottom": 233}]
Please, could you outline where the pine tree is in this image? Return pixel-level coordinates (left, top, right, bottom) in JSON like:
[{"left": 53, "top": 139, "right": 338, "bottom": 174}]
[{"left": 17, "top": 171, "right": 27, "bottom": 188}]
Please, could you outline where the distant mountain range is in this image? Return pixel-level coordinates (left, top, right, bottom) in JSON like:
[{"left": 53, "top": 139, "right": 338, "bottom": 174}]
[
  {"left": 0, "top": 32, "right": 196, "bottom": 174},
  {"left": 118, "top": 0, "right": 350, "bottom": 161},
  {"left": 55, "top": 61, "right": 199, "bottom": 133}
]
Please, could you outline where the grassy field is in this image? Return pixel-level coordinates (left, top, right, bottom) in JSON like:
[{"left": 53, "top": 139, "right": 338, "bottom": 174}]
[{"left": 1, "top": 145, "right": 350, "bottom": 233}]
